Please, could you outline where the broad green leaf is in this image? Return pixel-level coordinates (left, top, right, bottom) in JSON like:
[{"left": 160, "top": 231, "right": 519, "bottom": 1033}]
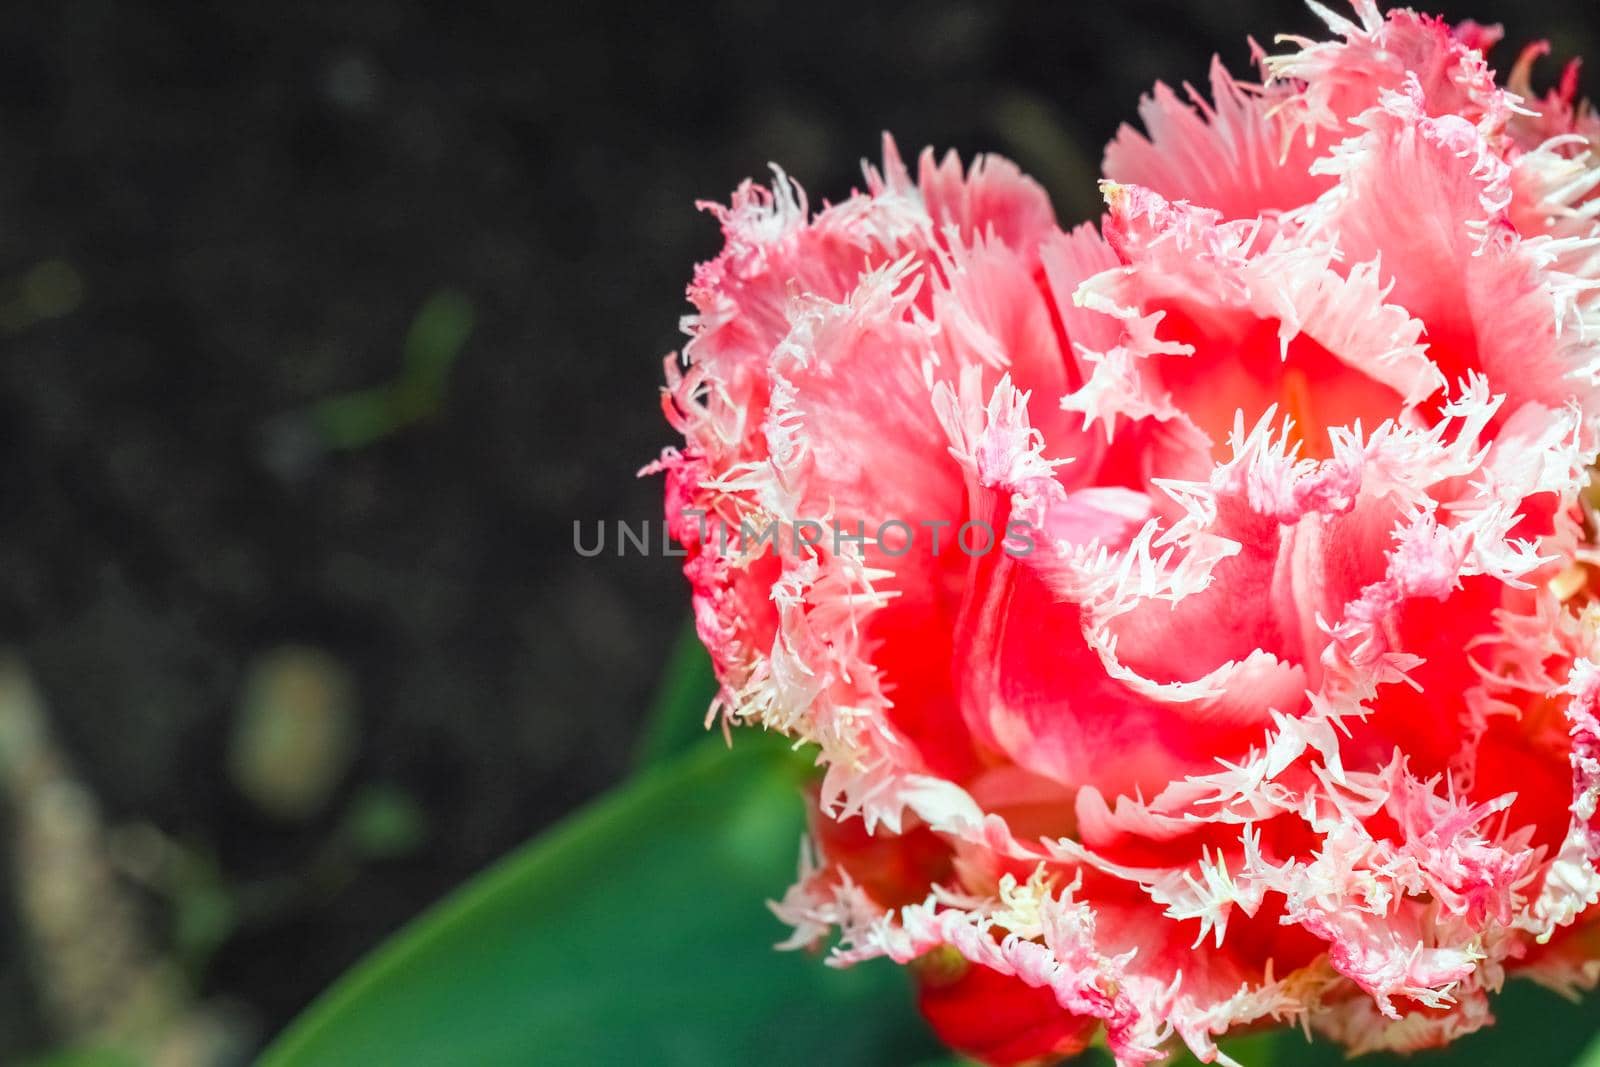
[
  {"left": 631, "top": 620, "right": 718, "bottom": 769},
  {"left": 1576, "top": 1029, "right": 1600, "bottom": 1067},
  {"left": 257, "top": 735, "right": 940, "bottom": 1067}
]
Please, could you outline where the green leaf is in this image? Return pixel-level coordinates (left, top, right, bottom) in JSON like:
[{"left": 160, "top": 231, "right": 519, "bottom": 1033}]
[
  {"left": 310, "top": 384, "right": 398, "bottom": 451},
  {"left": 310, "top": 289, "right": 474, "bottom": 450},
  {"left": 399, "top": 289, "right": 475, "bottom": 411},
  {"left": 1387, "top": 982, "right": 1597, "bottom": 1067},
  {"left": 1164, "top": 982, "right": 1600, "bottom": 1067},
  {"left": 632, "top": 621, "right": 719, "bottom": 770},
  {"left": 257, "top": 735, "right": 939, "bottom": 1067}
]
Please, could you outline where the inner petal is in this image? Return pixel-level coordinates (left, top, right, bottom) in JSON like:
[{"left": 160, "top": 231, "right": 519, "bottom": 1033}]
[{"left": 1151, "top": 300, "right": 1408, "bottom": 461}]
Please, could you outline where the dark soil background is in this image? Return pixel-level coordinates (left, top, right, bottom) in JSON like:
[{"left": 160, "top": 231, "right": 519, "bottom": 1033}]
[{"left": 0, "top": 0, "right": 1595, "bottom": 1059}]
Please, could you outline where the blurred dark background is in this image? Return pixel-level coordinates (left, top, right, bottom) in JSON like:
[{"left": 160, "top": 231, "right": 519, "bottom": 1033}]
[{"left": 0, "top": 0, "right": 1595, "bottom": 1061}]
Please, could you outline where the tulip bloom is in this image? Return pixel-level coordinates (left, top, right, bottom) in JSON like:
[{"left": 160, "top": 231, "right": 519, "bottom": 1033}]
[{"left": 650, "top": 3, "right": 1600, "bottom": 1062}]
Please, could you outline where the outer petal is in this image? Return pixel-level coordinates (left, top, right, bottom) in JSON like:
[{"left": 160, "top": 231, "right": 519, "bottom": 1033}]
[{"left": 1104, "top": 57, "right": 1333, "bottom": 222}]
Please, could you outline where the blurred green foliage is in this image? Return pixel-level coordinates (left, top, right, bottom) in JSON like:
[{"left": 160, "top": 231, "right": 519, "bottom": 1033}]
[
  {"left": 20, "top": 1048, "right": 142, "bottom": 1067},
  {"left": 0, "top": 258, "right": 84, "bottom": 333},
  {"left": 311, "top": 289, "right": 474, "bottom": 450},
  {"left": 338, "top": 784, "right": 429, "bottom": 860}
]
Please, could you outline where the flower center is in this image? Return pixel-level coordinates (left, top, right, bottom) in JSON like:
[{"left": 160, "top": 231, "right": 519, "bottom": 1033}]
[{"left": 1280, "top": 366, "right": 1331, "bottom": 460}]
